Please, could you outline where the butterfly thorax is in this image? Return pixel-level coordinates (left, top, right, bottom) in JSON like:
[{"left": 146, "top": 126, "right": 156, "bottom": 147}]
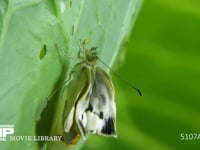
[{"left": 84, "top": 47, "right": 98, "bottom": 66}]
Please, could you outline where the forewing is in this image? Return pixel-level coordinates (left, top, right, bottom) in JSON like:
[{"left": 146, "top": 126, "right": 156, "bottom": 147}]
[{"left": 85, "top": 67, "right": 117, "bottom": 137}]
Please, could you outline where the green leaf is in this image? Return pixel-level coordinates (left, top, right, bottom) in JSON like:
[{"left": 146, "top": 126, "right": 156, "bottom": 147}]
[{"left": 0, "top": 0, "right": 142, "bottom": 150}]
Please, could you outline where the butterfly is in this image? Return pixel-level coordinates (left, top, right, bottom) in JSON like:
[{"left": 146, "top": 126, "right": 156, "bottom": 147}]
[{"left": 62, "top": 45, "right": 117, "bottom": 145}]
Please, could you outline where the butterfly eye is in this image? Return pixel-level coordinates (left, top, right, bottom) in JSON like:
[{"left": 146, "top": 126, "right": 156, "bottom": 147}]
[{"left": 90, "top": 47, "right": 98, "bottom": 51}]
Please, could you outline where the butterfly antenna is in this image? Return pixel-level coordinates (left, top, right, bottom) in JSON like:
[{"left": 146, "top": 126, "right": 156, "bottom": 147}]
[
  {"left": 98, "top": 58, "right": 142, "bottom": 96},
  {"left": 72, "top": 26, "right": 88, "bottom": 51}
]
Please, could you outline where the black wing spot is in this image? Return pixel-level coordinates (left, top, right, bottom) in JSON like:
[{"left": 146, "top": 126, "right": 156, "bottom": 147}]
[
  {"left": 101, "top": 118, "right": 115, "bottom": 135},
  {"left": 99, "top": 112, "right": 104, "bottom": 119},
  {"left": 86, "top": 104, "right": 93, "bottom": 112}
]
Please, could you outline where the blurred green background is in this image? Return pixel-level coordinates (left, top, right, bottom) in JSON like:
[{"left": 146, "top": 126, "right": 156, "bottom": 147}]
[{"left": 82, "top": 0, "right": 200, "bottom": 150}]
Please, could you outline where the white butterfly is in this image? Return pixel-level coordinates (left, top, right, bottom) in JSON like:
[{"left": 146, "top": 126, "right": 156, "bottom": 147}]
[{"left": 62, "top": 47, "right": 117, "bottom": 144}]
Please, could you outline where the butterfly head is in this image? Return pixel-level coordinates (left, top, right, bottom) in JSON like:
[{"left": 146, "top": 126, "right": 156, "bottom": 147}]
[{"left": 85, "top": 47, "right": 98, "bottom": 65}]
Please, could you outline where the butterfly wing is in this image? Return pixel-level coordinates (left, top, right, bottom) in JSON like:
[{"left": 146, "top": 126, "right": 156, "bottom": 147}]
[
  {"left": 85, "top": 67, "right": 117, "bottom": 137},
  {"left": 62, "top": 63, "right": 92, "bottom": 144},
  {"left": 63, "top": 63, "right": 117, "bottom": 144}
]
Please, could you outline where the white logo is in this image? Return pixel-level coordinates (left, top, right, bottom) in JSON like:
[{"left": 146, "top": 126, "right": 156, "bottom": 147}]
[
  {"left": 0, "top": 125, "right": 62, "bottom": 142},
  {"left": 0, "top": 125, "right": 14, "bottom": 141}
]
